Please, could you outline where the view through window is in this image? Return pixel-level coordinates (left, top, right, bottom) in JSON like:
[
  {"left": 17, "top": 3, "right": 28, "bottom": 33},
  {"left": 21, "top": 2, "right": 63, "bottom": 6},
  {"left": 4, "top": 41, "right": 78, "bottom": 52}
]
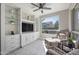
[
  {"left": 73, "top": 8, "right": 79, "bottom": 32},
  {"left": 42, "top": 16, "right": 59, "bottom": 33}
]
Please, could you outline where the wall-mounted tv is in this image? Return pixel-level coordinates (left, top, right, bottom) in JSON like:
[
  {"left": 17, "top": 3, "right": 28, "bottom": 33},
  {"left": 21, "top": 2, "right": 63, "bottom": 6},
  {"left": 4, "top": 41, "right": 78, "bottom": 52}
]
[{"left": 22, "top": 22, "right": 34, "bottom": 32}]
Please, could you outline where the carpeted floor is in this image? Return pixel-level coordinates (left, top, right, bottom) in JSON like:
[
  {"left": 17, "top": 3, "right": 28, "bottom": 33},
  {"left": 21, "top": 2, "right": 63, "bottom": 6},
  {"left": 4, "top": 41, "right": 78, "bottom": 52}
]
[{"left": 8, "top": 39, "right": 46, "bottom": 55}]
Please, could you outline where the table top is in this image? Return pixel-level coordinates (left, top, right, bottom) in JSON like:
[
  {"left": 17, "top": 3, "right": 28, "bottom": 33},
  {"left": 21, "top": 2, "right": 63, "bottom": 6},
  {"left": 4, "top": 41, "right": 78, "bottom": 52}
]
[{"left": 45, "top": 38, "right": 61, "bottom": 43}]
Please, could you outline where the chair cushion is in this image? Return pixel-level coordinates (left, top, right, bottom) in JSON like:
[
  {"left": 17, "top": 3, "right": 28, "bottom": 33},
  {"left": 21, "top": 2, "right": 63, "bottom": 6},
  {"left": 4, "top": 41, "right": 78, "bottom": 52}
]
[{"left": 63, "top": 46, "right": 71, "bottom": 52}]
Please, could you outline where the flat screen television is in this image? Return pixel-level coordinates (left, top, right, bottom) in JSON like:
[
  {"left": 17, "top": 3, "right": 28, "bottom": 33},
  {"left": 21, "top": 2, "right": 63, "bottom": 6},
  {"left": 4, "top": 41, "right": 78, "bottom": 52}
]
[{"left": 22, "top": 22, "right": 34, "bottom": 32}]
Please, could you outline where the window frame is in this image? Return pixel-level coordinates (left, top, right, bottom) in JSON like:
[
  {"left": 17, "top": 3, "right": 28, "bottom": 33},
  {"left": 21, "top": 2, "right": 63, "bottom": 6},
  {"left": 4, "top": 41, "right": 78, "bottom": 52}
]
[
  {"left": 41, "top": 15, "right": 60, "bottom": 33},
  {"left": 72, "top": 4, "right": 79, "bottom": 32}
]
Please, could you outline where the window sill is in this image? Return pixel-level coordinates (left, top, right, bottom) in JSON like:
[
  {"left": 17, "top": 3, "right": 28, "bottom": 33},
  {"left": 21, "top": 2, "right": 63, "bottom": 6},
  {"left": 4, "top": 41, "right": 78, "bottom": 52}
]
[{"left": 72, "top": 31, "right": 79, "bottom": 35}]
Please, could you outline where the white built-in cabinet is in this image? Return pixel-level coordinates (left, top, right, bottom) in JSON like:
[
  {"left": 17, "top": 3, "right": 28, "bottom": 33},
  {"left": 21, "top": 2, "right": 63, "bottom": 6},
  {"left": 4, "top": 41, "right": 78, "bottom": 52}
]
[
  {"left": 22, "top": 32, "right": 39, "bottom": 47},
  {"left": 21, "top": 11, "right": 40, "bottom": 47},
  {"left": 1, "top": 4, "right": 40, "bottom": 54},
  {"left": 5, "top": 34, "right": 20, "bottom": 54},
  {"left": 5, "top": 5, "right": 21, "bottom": 54},
  {"left": 5, "top": 5, "right": 20, "bottom": 35}
]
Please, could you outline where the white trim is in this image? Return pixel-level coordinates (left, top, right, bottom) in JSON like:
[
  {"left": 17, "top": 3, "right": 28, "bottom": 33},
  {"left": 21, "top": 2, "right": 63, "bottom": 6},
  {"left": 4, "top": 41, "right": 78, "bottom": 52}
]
[
  {"left": 22, "top": 19, "right": 34, "bottom": 24},
  {"left": 41, "top": 15, "right": 60, "bottom": 31},
  {"left": 72, "top": 31, "right": 79, "bottom": 35}
]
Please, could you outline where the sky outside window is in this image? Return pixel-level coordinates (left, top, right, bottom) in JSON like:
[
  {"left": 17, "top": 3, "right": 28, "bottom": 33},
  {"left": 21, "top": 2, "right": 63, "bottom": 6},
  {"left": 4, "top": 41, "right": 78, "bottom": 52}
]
[{"left": 42, "top": 16, "right": 59, "bottom": 24}]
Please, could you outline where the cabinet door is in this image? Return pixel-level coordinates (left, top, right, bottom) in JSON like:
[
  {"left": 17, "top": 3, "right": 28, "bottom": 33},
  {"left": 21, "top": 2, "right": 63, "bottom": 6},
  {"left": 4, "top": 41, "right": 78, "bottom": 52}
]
[
  {"left": 22, "top": 34, "right": 28, "bottom": 46},
  {"left": 13, "top": 35, "right": 20, "bottom": 48},
  {"left": 6, "top": 35, "right": 20, "bottom": 54},
  {"left": 30, "top": 33, "right": 35, "bottom": 42},
  {"left": 6, "top": 36, "right": 15, "bottom": 53}
]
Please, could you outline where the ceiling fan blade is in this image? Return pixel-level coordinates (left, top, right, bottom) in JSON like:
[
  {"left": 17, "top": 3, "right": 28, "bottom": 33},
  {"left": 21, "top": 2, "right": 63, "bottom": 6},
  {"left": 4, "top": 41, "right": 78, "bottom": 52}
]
[
  {"left": 43, "top": 7, "right": 51, "bottom": 10},
  {"left": 31, "top": 3, "right": 39, "bottom": 7},
  {"left": 33, "top": 8, "right": 40, "bottom": 12}
]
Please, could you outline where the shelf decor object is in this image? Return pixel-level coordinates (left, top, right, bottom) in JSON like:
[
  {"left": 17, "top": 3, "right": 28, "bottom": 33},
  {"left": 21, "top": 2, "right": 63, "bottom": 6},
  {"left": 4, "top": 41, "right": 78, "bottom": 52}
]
[
  {"left": 10, "top": 31, "right": 15, "bottom": 35},
  {"left": 9, "top": 20, "right": 15, "bottom": 24}
]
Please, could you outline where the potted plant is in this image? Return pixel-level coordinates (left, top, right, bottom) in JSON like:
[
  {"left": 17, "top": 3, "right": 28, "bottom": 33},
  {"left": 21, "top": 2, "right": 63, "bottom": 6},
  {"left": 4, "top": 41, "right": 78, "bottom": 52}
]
[{"left": 68, "top": 33, "right": 75, "bottom": 49}]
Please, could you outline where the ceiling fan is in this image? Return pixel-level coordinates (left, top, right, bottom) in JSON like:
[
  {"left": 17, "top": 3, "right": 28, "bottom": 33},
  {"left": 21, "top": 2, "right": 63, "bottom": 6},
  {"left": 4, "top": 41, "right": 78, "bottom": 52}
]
[{"left": 31, "top": 3, "right": 52, "bottom": 13}]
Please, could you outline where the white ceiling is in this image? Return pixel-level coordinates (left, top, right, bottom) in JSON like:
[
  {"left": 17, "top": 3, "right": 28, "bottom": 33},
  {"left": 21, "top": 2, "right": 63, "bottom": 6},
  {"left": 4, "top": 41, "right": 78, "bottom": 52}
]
[{"left": 6, "top": 3, "right": 72, "bottom": 18}]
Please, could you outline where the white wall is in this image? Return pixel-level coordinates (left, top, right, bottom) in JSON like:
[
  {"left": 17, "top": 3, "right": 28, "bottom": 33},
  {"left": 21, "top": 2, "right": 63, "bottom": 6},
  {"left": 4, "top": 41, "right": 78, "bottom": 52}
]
[
  {"left": 1, "top": 4, "right": 6, "bottom": 54},
  {"left": 59, "top": 10, "right": 69, "bottom": 30},
  {"left": 37, "top": 10, "right": 70, "bottom": 38}
]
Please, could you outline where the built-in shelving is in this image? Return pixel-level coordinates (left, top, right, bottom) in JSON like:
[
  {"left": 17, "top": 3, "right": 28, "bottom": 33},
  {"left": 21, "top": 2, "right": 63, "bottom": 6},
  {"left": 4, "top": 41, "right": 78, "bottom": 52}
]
[
  {"left": 22, "top": 19, "right": 34, "bottom": 24},
  {"left": 5, "top": 5, "right": 20, "bottom": 35},
  {"left": 22, "top": 11, "right": 34, "bottom": 21},
  {"left": 1, "top": 4, "right": 38, "bottom": 55}
]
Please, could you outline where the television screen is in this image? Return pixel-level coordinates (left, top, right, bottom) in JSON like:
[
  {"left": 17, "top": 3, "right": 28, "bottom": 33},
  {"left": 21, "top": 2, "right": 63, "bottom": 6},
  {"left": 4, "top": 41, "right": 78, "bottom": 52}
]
[{"left": 22, "top": 23, "right": 34, "bottom": 32}]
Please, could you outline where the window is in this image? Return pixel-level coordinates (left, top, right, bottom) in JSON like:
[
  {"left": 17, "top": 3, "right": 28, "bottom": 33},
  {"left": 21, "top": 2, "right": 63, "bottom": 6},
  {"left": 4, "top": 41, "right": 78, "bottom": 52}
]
[
  {"left": 42, "top": 16, "right": 59, "bottom": 33},
  {"left": 72, "top": 4, "right": 79, "bottom": 32},
  {"left": 72, "top": 4, "right": 79, "bottom": 41}
]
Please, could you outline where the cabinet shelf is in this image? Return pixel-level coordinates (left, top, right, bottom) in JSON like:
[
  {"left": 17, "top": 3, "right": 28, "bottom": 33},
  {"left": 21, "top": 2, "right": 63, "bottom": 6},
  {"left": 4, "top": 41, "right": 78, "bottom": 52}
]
[
  {"left": 5, "top": 5, "right": 20, "bottom": 35},
  {"left": 22, "top": 19, "right": 34, "bottom": 24}
]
